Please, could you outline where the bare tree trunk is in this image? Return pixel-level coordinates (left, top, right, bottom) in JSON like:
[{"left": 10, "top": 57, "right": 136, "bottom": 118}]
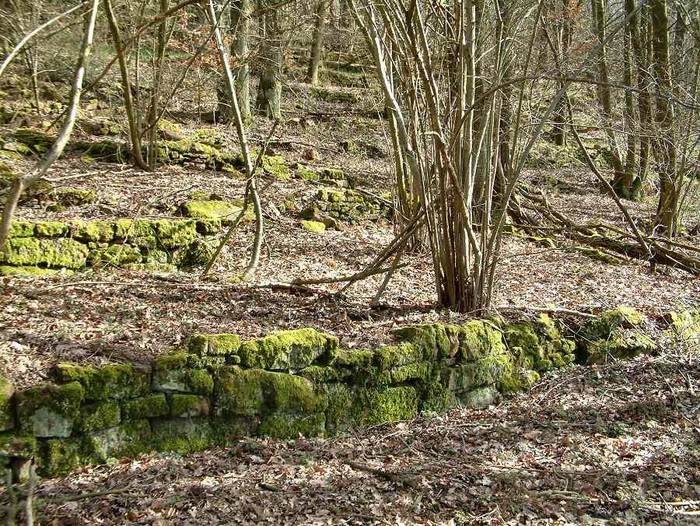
[
  {"left": 0, "top": 0, "right": 100, "bottom": 250},
  {"left": 307, "top": 0, "right": 328, "bottom": 85},
  {"left": 146, "top": 0, "right": 169, "bottom": 168},
  {"left": 650, "top": 0, "right": 679, "bottom": 236},
  {"left": 217, "top": 0, "right": 252, "bottom": 123},
  {"left": 104, "top": 0, "right": 148, "bottom": 170},
  {"left": 207, "top": 0, "right": 264, "bottom": 278},
  {"left": 255, "top": 1, "right": 283, "bottom": 120}
]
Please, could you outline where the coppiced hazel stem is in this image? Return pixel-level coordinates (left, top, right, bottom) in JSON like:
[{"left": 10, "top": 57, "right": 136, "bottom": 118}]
[
  {"left": 0, "top": 0, "right": 100, "bottom": 250},
  {"left": 206, "top": 0, "right": 264, "bottom": 279}
]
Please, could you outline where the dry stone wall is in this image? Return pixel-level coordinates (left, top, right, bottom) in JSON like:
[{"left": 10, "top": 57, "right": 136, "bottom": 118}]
[{"left": 0, "top": 308, "right": 697, "bottom": 479}]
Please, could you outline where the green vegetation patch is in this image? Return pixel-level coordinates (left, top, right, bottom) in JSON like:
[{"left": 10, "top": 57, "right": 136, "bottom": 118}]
[
  {"left": 0, "top": 237, "right": 88, "bottom": 269},
  {"left": 152, "top": 353, "right": 215, "bottom": 396},
  {"left": 54, "top": 363, "right": 150, "bottom": 401},
  {"left": 351, "top": 386, "right": 418, "bottom": 427},
  {"left": 187, "top": 334, "right": 241, "bottom": 356},
  {"left": 170, "top": 394, "right": 210, "bottom": 418},
  {"left": 78, "top": 401, "right": 121, "bottom": 433},
  {"left": 238, "top": 328, "right": 339, "bottom": 370},
  {"left": 393, "top": 324, "right": 461, "bottom": 361},
  {"left": 85, "top": 419, "right": 152, "bottom": 464},
  {"left": 258, "top": 412, "right": 325, "bottom": 439},
  {"left": 16, "top": 382, "right": 84, "bottom": 438},
  {"left": 0, "top": 376, "right": 14, "bottom": 431},
  {"left": 182, "top": 199, "right": 245, "bottom": 223},
  {"left": 122, "top": 394, "right": 169, "bottom": 420}
]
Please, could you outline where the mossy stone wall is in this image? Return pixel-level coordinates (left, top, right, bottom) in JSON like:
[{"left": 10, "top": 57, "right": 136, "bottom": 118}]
[
  {"left": 0, "top": 214, "right": 232, "bottom": 275},
  {"left": 0, "top": 308, "right": 692, "bottom": 478}
]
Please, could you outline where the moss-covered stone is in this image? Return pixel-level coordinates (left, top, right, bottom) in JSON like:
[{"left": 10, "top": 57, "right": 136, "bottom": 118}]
[
  {"left": 187, "top": 333, "right": 241, "bottom": 356},
  {"left": 296, "top": 164, "right": 320, "bottom": 182},
  {"left": 238, "top": 328, "right": 338, "bottom": 370},
  {"left": 89, "top": 244, "right": 143, "bottom": 266},
  {"left": 324, "top": 383, "right": 353, "bottom": 435},
  {"left": 459, "top": 386, "right": 499, "bottom": 409},
  {"left": 182, "top": 199, "right": 244, "bottom": 223},
  {"left": 52, "top": 188, "right": 97, "bottom": 209},
  {"left": 301, "top": 220, "right": 326, "bottom": 234},
  {"left": 446, "top": 351, "right": 514, "bottom": 392},
  {"left": 71, "top": 220, "right": 115, "bottom": 243},
  {"left": 420, "top": 380, "right": 455, "bottom": 414},
  {"left": 459, "top": 320, "right": 506, "bottom": 361},
  {"left": 376, "top": 361, "right": 433, "bottom": 386},
  {"left": 262, "top": 155, "right": 291, "bottom": 180},
  {"left": 152, "top": 353, "right": 214, "bottom": 396},
  {"left": 170, "top": 394, "right": 210, "bottom": 418},
  {"left": 155, "top": 219, "right": 198, "bottom": 250},
  {"left": 351, "top": 386, "right": 418, "bottom": 427},
  {"left": 214, "top": 367, "right": 324, "bottom": 417},
  {"left": 258, "top": 412, "right": 325, "bottom": 439},
  {"left": 374, "top": 343, "right": 423, "bottom": 370},
  {"left": 85, "top": 419, "right": 151, "bottom": 463},
  {"left": 150, "top": 418, "right": 215, "bottom": 454},
  {"left": 581, "top": 307, "right": 644, "bottom": 342},
  {"left": 393, "top": 324, "right": 460, "bottom": 361},
  {"left": 0, "top": 237, "right": 88, "bottom": 269},
  {"left": 37, "top": 438, "right": 83, "bottom": 476},
  {"left": 54, "top": 363, "right": 150, "bottom": 401},
  {"left": 577, "top": 308, "right": 655, "bottom": 364},
  {"left": 0, "top": 375, "right": 14, "bottom": 431},
  {"left": 0, "top": 434, "right": 36, "bottom": 476},
  {"left": 16, "top": 382, "right": 84, "bottom": 438},
  {"left": 122, "top": 394, "right": 169, "bottom": 420},
  {"left": 78, "top": 401, "right": 120, "bottom": 433},
  {"left": 299, "top": 365, "right": 349, "bottom": 383},
  {"left": 504, "top": 316, "right": 575, "bottom": 373},
  {"left": 34, "top": 221, "right": 69, "bottom": 237},
  {"left": 665, "top": 309, "right": 700, "bottom": 346},
  {"left": 8, "top": 220, "right": 34, "bottom": 238},
  {"left": 113, "top": 219, "right": 158, "bottom": 249},
  {"left": 584, "top": 332, "right": 657, "bottom": 364}
]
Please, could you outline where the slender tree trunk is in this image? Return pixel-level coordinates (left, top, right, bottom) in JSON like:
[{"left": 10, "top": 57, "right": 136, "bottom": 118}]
[
  {"left": 217, "top": 0, "right": 251, "bottom": 123},
  {"left": 146, "top": 0, "right": 169, "bottom": 168},
  {"left": 255, "top": 2, "right": 283, "bottom": 120},
  {"left": 104, "top": 0, "right": 148, "bottom": 170},
  {"left": 307, "top": 0, "right": 328, "bottom": 85},
  {"left": 650, "top": 0, "right": 679, "bottom": 237},
  {"left": 0, "top": 0, "right": 100, "bottom": 250}
]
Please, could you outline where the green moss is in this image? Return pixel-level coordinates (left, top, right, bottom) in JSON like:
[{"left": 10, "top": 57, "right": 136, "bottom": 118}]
[
  {"left": 351, "top": 386, "right": 418, "bottom": 427},
  {"left": 152, "top": 354, "right": 214, "bottom": 396},
  {"left": 446, "top": 351, "right": 514, "bottom": 392},
  {"left": 78, "top": 401, "right": 120, "bottom": 433},
  {"left": 420, "top": 380, "right": 455, "bottom": 414},
  {"left": 16, "top": 382, "right": 84, "bottom": 438},
  {"left": 258, "top": 412, "right": 325, "bottom": 439},
  {"left": 122, "top": 394, "right": 169, "bottom": 420},
  {"left": 296, "top": 164, "right": 320, "bottom": 182},
  {"left": 238, "top": 328, "right": 338, "bottom": 370},
  {"left": 333, "top": 348, "right": 375, "bottom": 369},
  {"left": 0, "top": 375, "right": 14, "bottom": 431},
  {"left": 182, "top": 199, "right": 245, "bottom": 223},
  {"left": 581, "top": 307, "right": 644, "bottom": 342},
  {"left": 0, "top": 237, "right": 89, "bottom": 269},
  {"left": 459, "top": 320, "right": 506, "bottom": 361},
  {"left": 54, "top": 363, "right": 150, "bottom": 401},
  {"left": 34, "top": 221, "right": 69, "bottom": 237},
  {"left": 0, "top": 434, "right": 36, "bottom": 464},
  {"left": 262, "top": 155, "right": 291, "bottom": 180},
  {"left": 71, "top": 220, "right": 114, "bottom": 243},
  {"left": 8, "top": 220, "right": 34, "bottom": 238},
  {"left": 376, "top": 361, "right": 433, "bottom": 386},
  {"left": 214, "top": 367, "right": 266, "bottom": 416},
  {"left": 299, "top": 365, "right": 348, "bottom": 383},
  {"left": 85, "top": 419, "right": 152, "bottom": 463},
  {"left": 665, "top": 309, "right": 700, "bottom": 345},
  {"left": 37, "top": 438, "right": 83, "bottom": 477},
  {"left": 113, "top": 219, "right": 158, "bottom": 249},
  {"left": 374, "top": 343, "right": 423, "bottom": 370},
  {"left": 89, "top": 244, "right": 143, "bottom": 266},
  {"left": 584, "top": 332, "right": 657, "bottom": 364},
  {"left": 155, "top": 219, "right": 198, "bottom": 250},
  {"left": 187, "top": 333, "right": 242, "bottom": 356},
  {"left": 214, "top": 367, "right": 324, "bottom": 416},
  {"left": 150, "top": 418, "right": 214, "bottom": 454},
  {"left": 301, "top": 220, "right": 326, "bottom": 234},
  {"left": 324, "top": 383, "right": 354, "bottom": 435},
  {"left": 53, "top": 188, "right": 97, "bottom": 208},
  {"left": 393, "top": 324, "right": 460, "bottom": 361},
  {"left": 170, "top": 394, "right": 210, "bottom": 418}
]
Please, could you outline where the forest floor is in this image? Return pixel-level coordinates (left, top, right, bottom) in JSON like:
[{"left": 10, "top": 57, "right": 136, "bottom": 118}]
[{"left": 1, "top": 64, "right": 699, "bottom": 524}]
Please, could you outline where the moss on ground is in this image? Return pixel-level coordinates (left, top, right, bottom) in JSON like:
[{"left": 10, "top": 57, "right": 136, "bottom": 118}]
[{"left": 301, "top": 220, "right": 326, "bottom": 234}]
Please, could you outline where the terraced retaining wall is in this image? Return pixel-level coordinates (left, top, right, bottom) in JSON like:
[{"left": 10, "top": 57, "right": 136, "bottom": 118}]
[
  {"left": 0, "top": 307, "right": 698, "bottom": 478},
  {"left": 0, "top": 198, "right": 252, "bottom": 275}
]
